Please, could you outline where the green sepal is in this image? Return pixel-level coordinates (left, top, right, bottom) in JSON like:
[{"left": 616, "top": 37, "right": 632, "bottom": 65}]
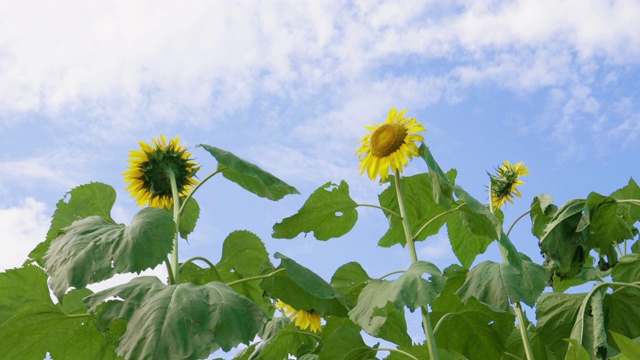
[
  {"left": 44, "top": 207, "right": 175, "bottom": 299},
  {"left": 26, "top": 182, "right": 116, "bottom": 267},
  {"left": 198, "top": 144, "right": 299, "bottom": 201},
  {"left": 273, "top": 181, "right": 358, "bottom": 240}
]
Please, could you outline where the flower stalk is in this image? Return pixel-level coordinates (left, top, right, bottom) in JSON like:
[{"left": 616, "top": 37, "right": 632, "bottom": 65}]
[{"left": 168, "top": 169, "right": 181, "bottom": 284}]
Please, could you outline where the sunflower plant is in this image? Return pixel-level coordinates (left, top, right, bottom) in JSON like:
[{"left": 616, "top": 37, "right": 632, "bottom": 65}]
[{"left": 1, "top": 109, "right": 640, "bottom": 360}]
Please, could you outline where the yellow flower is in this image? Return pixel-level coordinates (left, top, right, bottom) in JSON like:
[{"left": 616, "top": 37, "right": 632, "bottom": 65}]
[
  {"left": 490, "top": 161, "right": 530, "bottom": 211},
  {"left": 275, "top": 300, "right": 322, "bottom": 333},
  {"left": 123, "top": 134, "right": 199, "bottom": 208},
  {"left": 356, "top": 108, "right": 426, "bottom": 181}
]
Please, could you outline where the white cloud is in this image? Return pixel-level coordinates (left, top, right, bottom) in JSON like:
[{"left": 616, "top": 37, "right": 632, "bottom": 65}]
[{"left": 0, "top": 198, "right": 49, "bottom": 271}]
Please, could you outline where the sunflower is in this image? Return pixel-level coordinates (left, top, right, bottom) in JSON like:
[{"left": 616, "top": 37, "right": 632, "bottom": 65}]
[
  {"left": 123, "top": 134, "right": 199, "bottom": 208},
  {"left": 275, "top": 300, "right": 322, "bottom": 333},
  {"left": 490, "top": 161, "right": 530, "bottom": 211},
  {"left": 356, "top": 108, "right": 426, "bottom": 181}
]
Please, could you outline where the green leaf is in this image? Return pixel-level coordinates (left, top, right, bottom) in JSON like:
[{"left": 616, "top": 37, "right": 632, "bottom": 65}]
[
  {"left": 349, "top": 261, "right": 443, "bottom": 335},
  {"left": 585, "top": 192, "right": 634, "bottom": 264},
  {"left": 432, "top": 297, "right": 515, "bottom": 360},
  {"left": 419, "top": 143, "right": 456, "bottom": 210},
  {"left": 568, "top": 287, "right": 607, "bottom": 359},
  {"left": 498, "top": 233, "right": 524, "bottom": 271},
  {"left": 504, "top": 326, "right": 557, "bottom": 360},
  {"left": 273, "top": 181, "right": 358, "bottom": 240},
  {"left": 174, "top": 196, "right": 200, "bottom": 239},
  {"left": 446, "top": 211, "right": 494, "bottom": 268},
  {"left": 318, "top": 318, "right": 377, "bottom": 360},
  {"left": 330, "top": 262, "right": 372, "bottom": 304},
  {"left": 218, "top": 230, "right": 270, "bottom": 277},
  {"left": 84, "top": 276, "right": 268, "bottom": 359},
  {"left": 198, "top": 144, "right": 299, "bottom": 201},
  {"left": 257, "top": 322, "right": 318, "bottom": 359},
  {"left": 44, "top": 207, "right": 175, "bottom": 299},
  {"left": 456, "top": 259, "right": 549, "bottom": 312},
  {"left": 371, "top": 302, "right": 412, "bottom": 347},
  {"left": 431, "top": 265, "right": 467, "bottom": 313},
  {"left": 610, "top": 178, "right": 640, "bottom": 227},
  {"left": 453, "top": 185, "right": 502, "bottom": 240},
  {"left": 609, "top": 331, "right": 640, "bottom": 359},
  {"left": 550, "top": 259, "right": 599, "bottom": 293},
  {"left": 262, "top": 253, "right": 350, "bottom": 317},
  {"left": 604, "top": 287, "right": 640, "bottom": 342},
  {"left": 539, "top": 198, "right": 588, "bottom": 279},
  {"left": 564, "top": 339, "right": 591, "bottom": 360},
  {"left": 378, "top": 174, "right": 448, "bottom": 247},
  {"left": 612, "top": 254, "right": 640, "bottom": 283},
  {"left": 26, "top": 182, "right": 116, "bottom": 266},
  {"left": 0, "top": 265, "right": 52, "bottom": 324},
  {"left": 0, "top": 304, "right": 117, "bottom": 360},
  {"left": 530, "top": 194, "right": 557, "bottom": 239},
  {"left": 537, "top": 292, "right": 587, "bottom": 358}
]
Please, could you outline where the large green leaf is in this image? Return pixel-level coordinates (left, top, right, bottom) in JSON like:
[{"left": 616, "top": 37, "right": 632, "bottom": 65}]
[
  {"left": 330, "top": 262, "right": 372, "bottom": 304},
  {"left": 84, "top": 276, "right": 268, "bottom": 359},
  {"left": 564, "top": 339, "right": 591, "bottom": 360},
  {"left": 453, "top": 185, "right": 502, "bottom": 240},
  {"left": 198, "top": 144, "right": 299, "bottom": 201},
  {"left": 0, "top": 265, "right": 52, "bottom": 325},
  {"left": 349, "top": 261, "right": 443, "bottom": 335},
  {"left": 384, "top": 344, "right": 466, "bottom": 360},
  {"left": 504, "top": 326, "right": 557, "bottom": 360},
  {"left": 171, "top": 196, "right": 200, "bottom": 240},
  {"left": 603, "top": 287, "right": 640, "bottom": 343},
  {"left": 609, "top": 331, "right": 640, "bottom": 360},
  {"left": 378, "top": 174, "right": 448, "bottom": 247},
  {"left": 419, "top": 144, "right": 456, "bottom": 210},
  {"left": 457, "top": 259, "right": 549, "bottom": 312},
  {"left": 568, "top": 287, "right": 607, "bottom": 359},
  {"left": 26, "top": 182, "right": 116, "bottom": 266},
  {"left": 537, "top": 292, "right": 587, "bottom": 358},
  {"left": 446, "top": 211, "right": 494, "bottom": 269},
  {"left": 261, "top": 253, "right": 351, "bottom": 317},
  {"left": 431, "top": 265, "right": 467, "bottom": 313},
  {"left": 610, "top": 178, "right": 640, "bottom": 228},
  {"left": 539, "top": 198, "right": 588, "bottom": 279},
  {"left": 255, "top": 322, "right": 318, "bottom": 359},
  {"left": 318, "top": 318, "right": 377, "bottom": 360},
  {"left": 432, "top": 297, "right": 515, "bottom": 360},
  {"left": 612, "top": 254, "right": 640, "bottom": 283},
  {"left": 273, "top": 181, "right": 358, "bottom": 240},
  {"left": 585, "top": 192, "right": 634, "bottom": 264},
  {"left": 44, "top": 207, "right": 175, "bottom": 299}
]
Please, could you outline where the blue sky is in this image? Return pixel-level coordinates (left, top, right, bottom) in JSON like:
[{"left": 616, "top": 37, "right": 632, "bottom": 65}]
[{"left": 1, "top": 0, "right": 640, "bottom": 351}]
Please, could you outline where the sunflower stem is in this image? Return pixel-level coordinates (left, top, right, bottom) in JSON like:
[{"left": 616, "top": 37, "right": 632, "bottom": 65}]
[
  {"left": 489, "top": 180, "right": 535, "bottom": 360},
  {"left": 178, "top": 169, "right": 221, "bottom": 216},
  {"left": 168, "top": 169, "right": 181, "bottom": 284},
  {"left": 394, "top": 170, "right": 439, "bottom": 360},
  {"left": 356, "top": 203, "right": 402, "bottom": 219}
]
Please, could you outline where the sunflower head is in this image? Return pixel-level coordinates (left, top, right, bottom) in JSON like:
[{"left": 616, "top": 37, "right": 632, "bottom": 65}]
[
  {"left": 123, "top": 134, "right": 199, "bottom": 209},
  {"left": 490, "top": 161, "right": 530, "bottom": 211},
  {"left": 356, "top": 108, "right": 426, "bottom": 181},
  {"left": 275, "top": 300, "right": 322, "bottom": 333}
]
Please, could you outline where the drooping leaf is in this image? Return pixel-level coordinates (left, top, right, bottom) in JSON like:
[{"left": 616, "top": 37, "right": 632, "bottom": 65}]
[
  {"left": 568, "top": 287, "right": 607, "bottom": 359},
  {"left": 198, "top": 144, "right": 299, "bottom": 201},
  {"left": 603, "top": 287, "right": 640, "bottom": 342},
  {"left": 585, "top": 192, "right": 634, "bottom": 265},
  {"left": 456, "top": 259, "right": 549, "bottom": 312},
  {"left": 446, "top": 211, "right": 494, "bottom": 269},
  {"left": 609, "top": 331, "right": 640, "bottom": 359},
  {"left": 273, "top": 181, "right": 358, "bottom": 240},
  {"left": 432, "top": 297, "right": 515, "bottom": 360},
  {"left": 0, "top": 265, "right": 52, "bottom": 324},
  {"left": 550, "top": 258, "right": 599, "bottom": 293},
  {"left": 539, "top": 198, "right": 588, "bottom": 279},
  {"left": 612, "top": 254, "right": 640, "bottom": 283},
  {"left": 44, "top": 207, "right": 175, "bottom": 299},
  {"left": 330, "top": 262, "right": 372, "bottom": 304},
  {"left": 610, "top": 178, "right": 640, "bottom": 228},
  {"left": 26, "top": 182, "right": 116, "bottom": 266},
  {"left": 564, "top": 339, "right": 591, "bottom": 360},
  {"left": 349, "top": 261, "right": 443, "bottom": 335},
  {"left": 431, "top": 264, "right": 467, "bottom": 313},
  {"left": 84, "top": 276, "right": 268, "bottom": 359},
  {"left": 261, "top": 253, "right": 351, "bottom": 317},
  {"left": 530, "top": 194, "right": 557, "bottom": 239},
  {"left": 371, "top": 302, "right": 412, "bottom": 347},
  {"left": 256, "top": 322, "right": 318, "bottom": 359},
  {"left": 453, "top": 185, "right": 502, "bottom": 240},
  {"left": 419, "top": 144, "right": 456, "bottom": 210},
  {"left": 378, "top": 174, "right": 448, "bottom": 247},
  {"left": 498, "top": 232, "right": 524, "bottom": 271},
  {"left": 172, "top": 196, "right": 200, "bottom": 240},
  {"left": 537, "top": 292, "right": 587, "bottom": 358},
  {"left": 504, "top": 326, "right": 557, "bottom": 360}
]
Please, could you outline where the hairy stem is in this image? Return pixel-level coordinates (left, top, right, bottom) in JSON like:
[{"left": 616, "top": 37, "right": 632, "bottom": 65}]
[{"left": 168, "top": 169, "right": 181, "bottom": 284}]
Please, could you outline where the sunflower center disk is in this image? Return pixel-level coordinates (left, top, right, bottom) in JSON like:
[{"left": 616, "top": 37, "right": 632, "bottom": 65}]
[{"left": 370, "top": 123, "right": 407, "bottom": 157}]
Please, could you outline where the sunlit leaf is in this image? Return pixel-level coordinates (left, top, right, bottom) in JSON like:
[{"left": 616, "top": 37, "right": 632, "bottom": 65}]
[
  {"left": 564, "top": 339, "right": 591, "bottom": 360},
  {"left": 446, "top": 211, "right": 494, "bottom": 269},
  {"left": 26, "top": 182, "right": 116, "bottom": 266},
  {"left": 0, "top": 265, "right": 51, "bottom": 325},
  {"left": 604, "top": 287, "right": 640, "bottom": 342},
  {"left": 318, "top": 318, "right": 377, "bottom": 360},
  {"left": 432, "top": 297, "right": 515, "bottom": 360},
  {"left": 84, "top": 276, "right": 268, "bottom": 359},
  {"left": 256, "top": 322, "right": 318, "bottom": 359},
  {"left": 330, "top": 262, "right": 371, "bottom": 304},
  {"left": 273, "top": 181, "right": 358, "bottom": 240},
  {"left": 44, "top": 208, "right": 175, "bottom": 299},
  {"left": 585, "top": 192, "right": 634, "bottom": 264},
  {"left": 568, "top": 287, "right": 607, "bottom": 359},
  {"left": 610, "top": 178, "right": 640, "bottom": 227},
  {"left": 378, "top": 174, "right": 448, "bottom": 247},
  {"left": 172, "top": 196, "right": 200, "bottom": 240},
  {"left": 537, "top": 292, "right": 586, "bottom": 358},
  {"left": 530, "top": 194, "right": 557, "bottom": 239},
  {"left": 431, "top": 264, "right": 467, "bottom": 314},
  {"left": 453, "top": 185, "right": 501, "bottom": 240},
  {"left": 609, "top": 331, "right": 640, "bottom": 359},
  {"left": 457, "top": 259, "right": 549, "bottom": 312},
  {"left": 199, "top": 144, "right": 299, "bottom": 201},
  {"left": 612, "top": 254, "right": 640, "bottom": 283},
  {"left": 419, "top": 144, "right": 456, "bottom": 210}
]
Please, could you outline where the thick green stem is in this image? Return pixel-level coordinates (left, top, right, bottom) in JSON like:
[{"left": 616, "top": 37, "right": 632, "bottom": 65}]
[
  {"left": 168, "top": 169, "right": 181, "bottom": 284},
  {"left": 490, "top": 183, "right": 535, "bottom": 360},
  {"left": 394, "top": 170, "right": 439, "bottom": 360}
]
